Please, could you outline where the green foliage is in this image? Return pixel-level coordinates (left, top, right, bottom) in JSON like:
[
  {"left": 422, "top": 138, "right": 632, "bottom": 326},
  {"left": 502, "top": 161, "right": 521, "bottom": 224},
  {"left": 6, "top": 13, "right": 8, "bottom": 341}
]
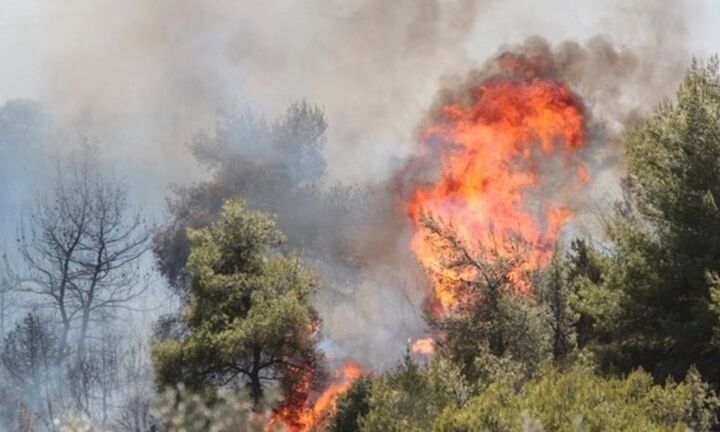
[
  {"left": 344, "top": 357, "right": 716, "bottom": 431},
  {"left": 426, "top": 355, "right": 473, "bottom": 408},
  {"left": 571, "top": 57, "right": 720, "bottom": 383},
  {"left": 336, "top": 58, "right": 720, "bottom": 431},
  {"left": 327, "top": 376, "right": 372, "bottom": 432},
  {"left": 152, "top": 198, "right": 323, "bottom": 404},
  {"left": 435, "top": 267, "right": 555, "bottom": 386},
  {"left": 131, "top": 57, "right": 720, "bottom": 431},
  {"left": 434, "top": 367, "right": 718, "bottom": 432},
  {"left": 564, "top": 239, "right": 615, "bottom": 350},
  {"left": 359, "top": 354, "right": 449, "bottom": 432},
  {"left": 152, "top": 101, "right": 362, "bottom": 296},
  {"left": 537, "top": 251, "right": 578, "bottom": 362},
  {"left": 352, "top": 353, "right": 482, "bottom": 432}
]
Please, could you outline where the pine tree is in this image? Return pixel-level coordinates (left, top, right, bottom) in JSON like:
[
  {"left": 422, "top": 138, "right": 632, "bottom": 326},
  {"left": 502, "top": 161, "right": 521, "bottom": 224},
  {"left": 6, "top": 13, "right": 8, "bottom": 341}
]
[
  {"left": 152, "top": 199, "right": 323, "bottom": 405},
  {"left": 576, "top": 57, "right": 720, "bottom": 384}
]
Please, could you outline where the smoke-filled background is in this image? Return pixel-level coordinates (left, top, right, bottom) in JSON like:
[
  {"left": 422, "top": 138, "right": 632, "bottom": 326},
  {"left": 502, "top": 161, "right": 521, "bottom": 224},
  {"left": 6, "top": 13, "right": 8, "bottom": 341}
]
[{"left": 0, "top": 0, "right": 718, "bottom": 369}]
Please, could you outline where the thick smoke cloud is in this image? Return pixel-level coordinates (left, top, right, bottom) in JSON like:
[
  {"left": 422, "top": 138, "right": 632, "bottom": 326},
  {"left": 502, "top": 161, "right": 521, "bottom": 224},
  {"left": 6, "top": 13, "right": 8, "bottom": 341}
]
[{"left": 0, "top": 0, "right": 699, "bottom": 369}]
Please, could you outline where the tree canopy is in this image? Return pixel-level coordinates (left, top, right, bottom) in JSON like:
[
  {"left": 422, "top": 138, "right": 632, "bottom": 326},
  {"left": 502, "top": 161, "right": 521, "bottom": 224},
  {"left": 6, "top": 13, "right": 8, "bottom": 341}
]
[
  {"left": 152, "top": 198, "right": 324, "bottom": 405},
  {"left": 572, "top": 57, "right": 720, "bottom": 384}
]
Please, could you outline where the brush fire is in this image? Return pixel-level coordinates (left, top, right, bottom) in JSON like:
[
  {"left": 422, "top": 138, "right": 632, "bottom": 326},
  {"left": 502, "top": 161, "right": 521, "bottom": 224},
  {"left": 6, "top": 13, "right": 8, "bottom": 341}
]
[
  {"left": 266, "top": 363, "right": 365, "bottom": 432},
  {"left": 407, "top": 53, "right": 589, "bottom": 312},
  {"left": 271, "top": 52, "right": 593, "bottom": 425},
  {"left": 410, "top": 337, "right": 436, "bottom": 355}
]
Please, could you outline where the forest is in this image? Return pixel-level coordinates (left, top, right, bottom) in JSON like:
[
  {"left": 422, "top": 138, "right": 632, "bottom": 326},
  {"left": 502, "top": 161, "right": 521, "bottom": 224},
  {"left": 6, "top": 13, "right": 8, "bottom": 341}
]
[
  {"left": 2, "top": 2, "right": 720, "bottom": 431},
  {"left": 1, "top": 55, "right": 720, "bottom": 431}
]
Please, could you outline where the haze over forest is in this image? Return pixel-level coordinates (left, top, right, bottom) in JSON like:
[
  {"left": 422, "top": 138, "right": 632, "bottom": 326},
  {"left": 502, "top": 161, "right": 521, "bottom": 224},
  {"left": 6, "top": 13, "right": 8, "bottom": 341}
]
[{"left": 2, "top": 1, "right": 720, "bottom": 431}]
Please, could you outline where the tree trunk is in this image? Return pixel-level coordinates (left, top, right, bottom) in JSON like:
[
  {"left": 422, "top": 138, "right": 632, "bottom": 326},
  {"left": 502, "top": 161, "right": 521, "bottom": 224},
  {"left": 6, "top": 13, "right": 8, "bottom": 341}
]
[
  {"left": 249, "top": 345, "right": 264, "bottom": 406},
  {"left": 249, "top": 371, "right": 263, "bottom": 406},
  {"left": 77, "top": 308, "right": 91, "bottom": 364}
]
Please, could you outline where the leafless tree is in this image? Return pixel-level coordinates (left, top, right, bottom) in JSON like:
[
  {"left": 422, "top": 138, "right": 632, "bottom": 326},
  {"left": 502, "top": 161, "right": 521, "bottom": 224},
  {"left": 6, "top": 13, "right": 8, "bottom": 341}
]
[
  {"left": 113, "top": 336, "right": 155, "bottom": 432},
  {"left": 12, "top": 146, "right": 151, "bottom": 363}
]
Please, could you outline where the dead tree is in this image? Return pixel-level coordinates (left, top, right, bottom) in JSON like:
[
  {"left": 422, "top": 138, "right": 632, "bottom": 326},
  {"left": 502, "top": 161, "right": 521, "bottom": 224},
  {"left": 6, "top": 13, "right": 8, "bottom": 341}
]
[{"left": 14, "top": 146, "right": 150, "bottom": 364}]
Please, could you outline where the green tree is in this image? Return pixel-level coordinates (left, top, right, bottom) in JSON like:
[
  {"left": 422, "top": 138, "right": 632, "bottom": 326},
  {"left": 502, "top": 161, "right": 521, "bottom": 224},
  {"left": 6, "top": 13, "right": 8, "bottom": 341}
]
[
  {"left": 151, "top": 101, "right": 361, "bottom": 296},
  {"left": 327, "top": 376, "right": 372, "bottom": 432},
  {"left": 537, "top": 251, "right": 578, "bottom": 363},
  {"left": 152, "top": 199, "right": 323, "bottom": 405},
  {"left": 564, "top": 239, "right": 610, "bottom": 351},
  {"left": 342, "top": 353, "right": 471, "bottom": 432},
  {"left": 359, "top": 354, "right": 445, "bottom": 432},
  {"left": 574, "top": 58, "right": 720, "bottom": 383}
]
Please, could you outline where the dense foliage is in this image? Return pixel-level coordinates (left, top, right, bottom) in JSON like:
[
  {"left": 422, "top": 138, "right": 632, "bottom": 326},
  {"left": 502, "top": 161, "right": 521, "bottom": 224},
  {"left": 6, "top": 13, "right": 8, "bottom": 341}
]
[
  {"left": 151, "top": 102, "right": 361, "bottom": 295},
  {"left": 151, "top": 199, "right": 324, "bottom": 405},
  {"left": 434, "top": 367, "right": 717, "bottom": 432},
  {"left": 569, "top": 57, "right": 720, "bottom": 384}
]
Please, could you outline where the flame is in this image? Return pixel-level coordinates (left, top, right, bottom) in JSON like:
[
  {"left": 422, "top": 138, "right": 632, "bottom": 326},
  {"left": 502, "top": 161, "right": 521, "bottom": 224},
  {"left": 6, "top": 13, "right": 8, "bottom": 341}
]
[
  {"left": 411, "top": 337, "right": 435, "bottom": 355},
  {"left": 407, "top": 54, "right": 589, "bottom": 310},
  {"left": 266, "top": 363, "right": 364, "bottom": 432}
]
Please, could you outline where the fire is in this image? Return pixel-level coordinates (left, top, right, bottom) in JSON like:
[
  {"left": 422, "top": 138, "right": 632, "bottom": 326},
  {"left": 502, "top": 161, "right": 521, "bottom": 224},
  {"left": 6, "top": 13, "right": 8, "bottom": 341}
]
[
  {"left": 411, "top": 337, "right": 435, "bottom": 355},
  {"left": 407, "top": 53, "right": 589, "bottom": 310},
  {"left": 266, "top": 363, "right": 364, "bottom": 432}
]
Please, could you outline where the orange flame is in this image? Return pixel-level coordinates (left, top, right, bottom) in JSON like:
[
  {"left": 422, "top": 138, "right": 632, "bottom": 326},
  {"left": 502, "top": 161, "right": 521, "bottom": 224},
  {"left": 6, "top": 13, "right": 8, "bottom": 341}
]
[
  {"left": 411, "top": 337, "right": 435, "bottom": 355},
  {"left": 266, "top": 363, "right": 364, "bottom": 432},
  {"left": 407, "top": 54, "right": 589, "bottom": 310}
]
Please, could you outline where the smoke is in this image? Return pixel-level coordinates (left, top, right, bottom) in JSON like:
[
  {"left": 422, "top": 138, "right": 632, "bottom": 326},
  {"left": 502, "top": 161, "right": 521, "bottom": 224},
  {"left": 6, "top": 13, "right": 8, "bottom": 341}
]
[
  {"left": 0, "top": 0, "right": 702, "bottom": 371},
  {"left": 3, "top": 0, "right": 692, "bottom": 184}
]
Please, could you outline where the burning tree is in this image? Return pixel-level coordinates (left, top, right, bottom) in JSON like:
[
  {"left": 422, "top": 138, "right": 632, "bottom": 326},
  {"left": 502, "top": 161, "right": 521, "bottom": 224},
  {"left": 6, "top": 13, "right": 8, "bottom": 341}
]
[
  {"left": 419, "top": 215, "right": 552, "bottom": 383},
  {"left": 403, "top": 53, "right": 592, "bottom": 382},
  {"left": 152, "top": 198, "right": 324, "bottom": 407},
  {"left": 266, "top": 362, "right": 364, "bottom": 432},
  {"left": 406, "top": 53, "right": 589, "bottom": 311}
]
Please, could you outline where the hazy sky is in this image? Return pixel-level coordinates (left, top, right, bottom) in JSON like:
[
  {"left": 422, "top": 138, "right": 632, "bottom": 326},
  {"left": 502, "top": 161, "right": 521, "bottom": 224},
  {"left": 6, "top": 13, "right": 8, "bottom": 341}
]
[
  {"left": 0, "top": 1, "right": 717, "bottom": 100},
  {"left": 0, "top": 1, "right": 718, "bottom": 101},
  {"left": 0, "top": 0, "right": 717, "bottom": 194}
]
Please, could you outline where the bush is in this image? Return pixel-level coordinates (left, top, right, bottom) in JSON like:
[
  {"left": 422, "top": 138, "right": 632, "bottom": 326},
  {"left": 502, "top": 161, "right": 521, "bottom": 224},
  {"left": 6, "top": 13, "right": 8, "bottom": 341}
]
[{"left": 434, "top": 367, "right": 718, "bottom": 432}]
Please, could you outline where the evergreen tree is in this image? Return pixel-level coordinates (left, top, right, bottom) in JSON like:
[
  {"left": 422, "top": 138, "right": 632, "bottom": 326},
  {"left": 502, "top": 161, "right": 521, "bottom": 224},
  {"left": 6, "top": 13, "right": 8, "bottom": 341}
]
[
  {"left": 574, "top": 58, "right": 720, "bottom": 383},
  {"left": 328, "top": 376, "right": 372, "bottom": 432},
  {"left": 537, "top": 251, "right": 577, "bottom": 363},
  {"left": 152, "top": 199, "right": 323, "bottom": 405}
]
